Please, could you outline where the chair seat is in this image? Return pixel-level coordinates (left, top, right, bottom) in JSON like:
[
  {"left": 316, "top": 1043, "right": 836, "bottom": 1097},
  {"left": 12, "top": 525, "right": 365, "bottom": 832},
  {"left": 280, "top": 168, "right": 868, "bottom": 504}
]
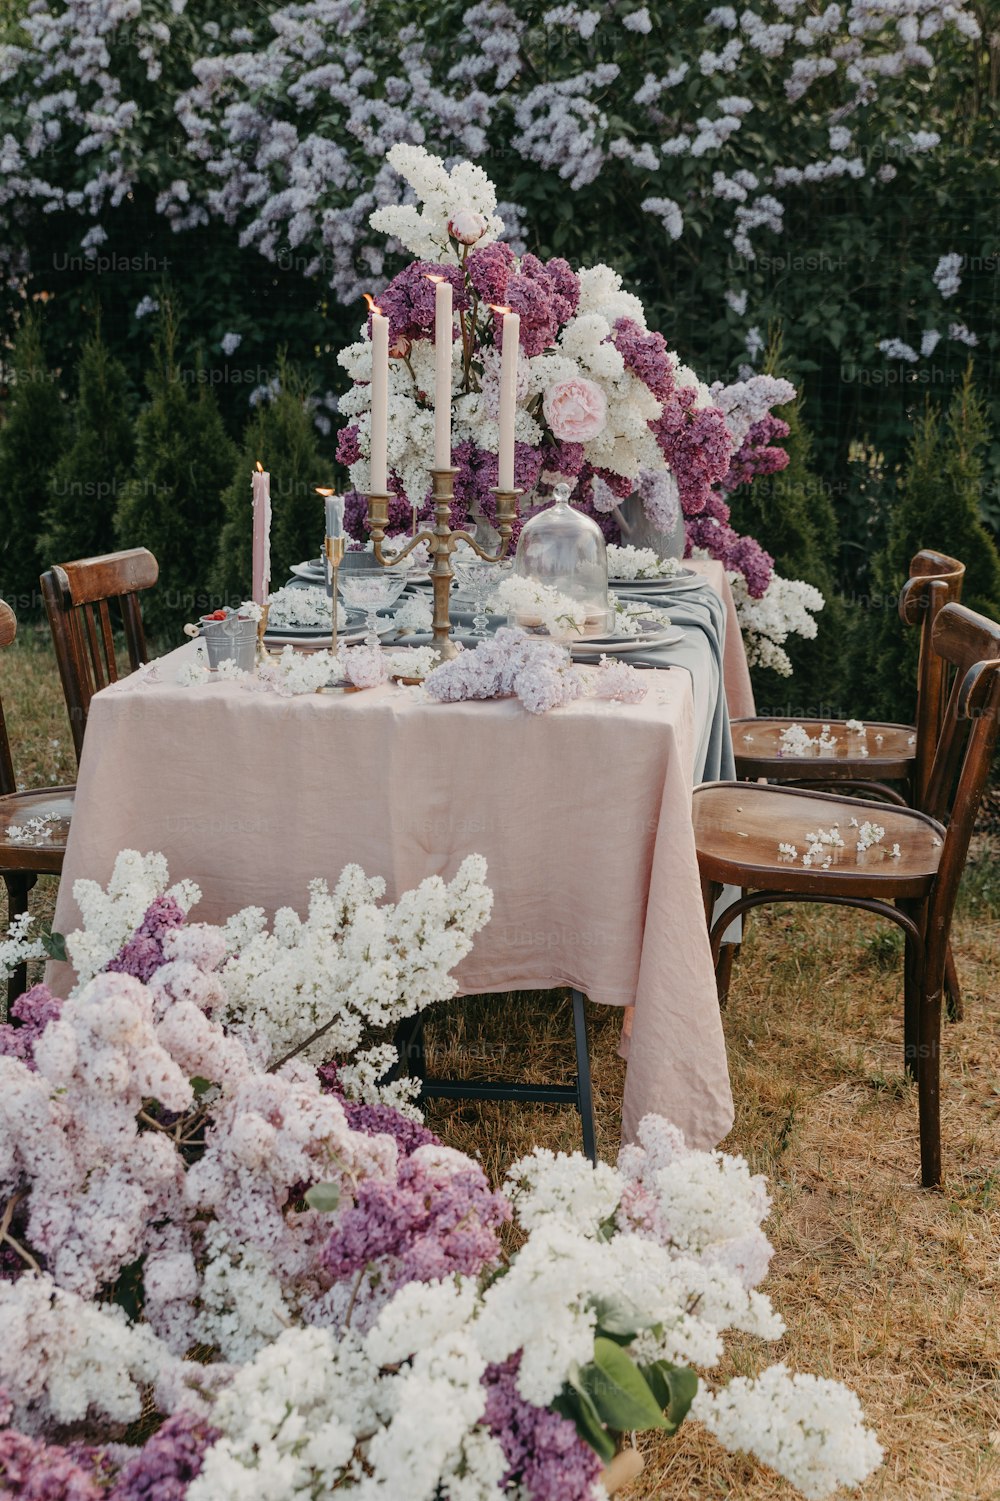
[
  {"left": 732, "top": 718, "right": 916, "bottom": 782},
  {"left": 0, "top": 786, "right": 75, "bottom": 875},
  {"left": 693, "top": 782, "right": 944, "bottom": 899}
]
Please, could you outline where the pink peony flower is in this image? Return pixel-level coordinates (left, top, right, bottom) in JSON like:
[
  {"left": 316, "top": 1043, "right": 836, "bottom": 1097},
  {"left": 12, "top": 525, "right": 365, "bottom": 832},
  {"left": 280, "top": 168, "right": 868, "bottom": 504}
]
[
  {"left": 448, "top": 209, "right": 489, "bottom": 245},
  {"left": 542, "top": 377, "right": 607, "bottom": 442}
]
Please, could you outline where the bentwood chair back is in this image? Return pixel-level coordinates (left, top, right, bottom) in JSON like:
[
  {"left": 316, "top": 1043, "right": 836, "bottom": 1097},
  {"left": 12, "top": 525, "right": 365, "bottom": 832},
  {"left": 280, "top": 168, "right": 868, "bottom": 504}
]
[
  {"left": 732, "top": 548, "right": 965, "bottom": 807},
  {"left": 694, "top": 601, "right": 1000, "bottom": 1187},
  {"left": 0, "top": 600, "right": 75, "bottom": 1005},
  {"left": 899, "top": 550, "right": 968, "bottom": 807},
  {"left": 40, "top": 548, "right": 158, "bottom": 763}
]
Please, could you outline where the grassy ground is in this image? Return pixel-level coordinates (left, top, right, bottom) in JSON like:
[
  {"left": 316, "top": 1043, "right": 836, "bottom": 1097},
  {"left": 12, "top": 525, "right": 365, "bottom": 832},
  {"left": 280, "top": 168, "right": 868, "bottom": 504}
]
[{"left": 3, "top": 634, "right": 999, "bottom": 1500}]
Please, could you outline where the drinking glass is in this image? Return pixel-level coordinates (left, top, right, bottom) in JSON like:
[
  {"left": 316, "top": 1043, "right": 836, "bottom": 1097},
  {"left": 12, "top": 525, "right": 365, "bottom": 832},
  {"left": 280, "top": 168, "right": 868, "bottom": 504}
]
[{"left": 337, "top": 566, "right": 410, "bottom": 649}]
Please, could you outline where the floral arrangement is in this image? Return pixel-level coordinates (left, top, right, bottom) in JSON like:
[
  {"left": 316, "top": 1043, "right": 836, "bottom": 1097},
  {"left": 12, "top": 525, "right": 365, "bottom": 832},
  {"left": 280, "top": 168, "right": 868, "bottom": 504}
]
[
  {"left": 0, "top": 851, "right": 882, "bottom": 1499},
  {"left": 337, "top": 146, "right": 791, "bottom": 592}
]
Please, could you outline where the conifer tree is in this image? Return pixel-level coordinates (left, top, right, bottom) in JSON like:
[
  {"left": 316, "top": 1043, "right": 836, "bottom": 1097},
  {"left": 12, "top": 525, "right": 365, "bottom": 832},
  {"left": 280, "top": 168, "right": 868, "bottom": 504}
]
[
  {"left": 868, "top": 366, "right": 1000, "bottom": 721},
  {"left": 115, "top": 299, "right": 236, "bottom": 635},
  {"left": 729, "top": 339, "right": 847, "bottom": 714},
  {"left": 40, "top": 322, "right": 135, "bottom": 567},
  {"left": 213, "top": 357, "right": 325, "bottom": 605},
  {"left": 0, "top": 312, "right": 66, "bottom": 613}
]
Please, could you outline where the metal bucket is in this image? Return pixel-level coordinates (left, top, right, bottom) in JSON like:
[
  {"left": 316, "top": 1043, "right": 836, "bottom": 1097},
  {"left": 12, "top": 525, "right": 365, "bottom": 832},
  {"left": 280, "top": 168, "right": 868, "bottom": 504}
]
[{"left": 200, "top": 614, "right": 258, "bottom": 671}]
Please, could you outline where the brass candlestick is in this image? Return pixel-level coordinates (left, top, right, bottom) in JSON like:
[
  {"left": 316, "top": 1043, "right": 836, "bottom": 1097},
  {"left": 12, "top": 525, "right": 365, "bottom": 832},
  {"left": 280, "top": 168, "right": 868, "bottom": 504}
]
[
  {"left": 325, "top": 534, "right": 346, "bottom": 657},
  {"left": 366, "top": 471, "right": 522, "bottom": 660},
  {"left": 255, "top": 603, "right": 270, "bottom": 664}
]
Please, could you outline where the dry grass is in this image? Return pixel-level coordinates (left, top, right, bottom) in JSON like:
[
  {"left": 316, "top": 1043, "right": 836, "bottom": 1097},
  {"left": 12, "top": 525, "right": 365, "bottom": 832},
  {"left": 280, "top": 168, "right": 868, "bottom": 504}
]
[{"left": 3, "top": 636, "right": 999, "bottom": 1499}]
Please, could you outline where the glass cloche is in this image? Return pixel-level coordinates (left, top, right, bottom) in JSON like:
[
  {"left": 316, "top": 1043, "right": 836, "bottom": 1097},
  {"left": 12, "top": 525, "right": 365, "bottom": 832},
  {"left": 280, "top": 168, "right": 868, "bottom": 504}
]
[{"left": 510, "top": 483, "right": 613, "bottom": 639}]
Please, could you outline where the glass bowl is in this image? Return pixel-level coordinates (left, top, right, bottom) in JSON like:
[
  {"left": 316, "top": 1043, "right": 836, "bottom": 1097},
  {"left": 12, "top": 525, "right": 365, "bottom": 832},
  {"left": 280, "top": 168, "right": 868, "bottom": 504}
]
[{"left": 337, "top": 565, "right": 410, "bottom": 648}]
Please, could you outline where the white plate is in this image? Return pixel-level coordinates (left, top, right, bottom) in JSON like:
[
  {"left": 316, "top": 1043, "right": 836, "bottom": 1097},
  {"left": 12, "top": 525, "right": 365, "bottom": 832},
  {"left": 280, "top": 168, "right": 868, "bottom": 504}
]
[
  {"left": 570, "top": 626, "right": 686, "bottom": 658},
  {"left": 290, "top": 562, "right": 327, "bottom": 582},
  {"left": 609, "top": 570, "right": 698, "bottom": 591}
]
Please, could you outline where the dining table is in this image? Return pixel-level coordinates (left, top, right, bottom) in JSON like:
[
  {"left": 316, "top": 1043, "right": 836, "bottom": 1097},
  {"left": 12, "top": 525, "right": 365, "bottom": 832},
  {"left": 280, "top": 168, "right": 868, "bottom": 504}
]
[{"left": 47, "top": 559, "right": 754, "bottom": 1149}]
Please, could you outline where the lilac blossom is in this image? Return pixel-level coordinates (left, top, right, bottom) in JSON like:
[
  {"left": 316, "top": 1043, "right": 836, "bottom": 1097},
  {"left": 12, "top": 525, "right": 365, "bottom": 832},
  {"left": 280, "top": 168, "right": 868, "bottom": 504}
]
[
  {"left": 321, "top": 1150, "right": 510, "bottom": 1294},
  {"left": 0, "top": 986, "right": 61, "bottom": 1070},
  {"left": 482, "top": 1354, "right": 603, "bottom": 1500},
  {"left": 107, "top": 1413, "right": 219, "bottom": 1501}
]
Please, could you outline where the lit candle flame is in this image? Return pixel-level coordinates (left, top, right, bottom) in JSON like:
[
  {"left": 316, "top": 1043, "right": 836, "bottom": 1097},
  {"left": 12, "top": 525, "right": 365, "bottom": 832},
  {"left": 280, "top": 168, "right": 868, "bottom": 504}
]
[
  {"left": 425, "top": 273, "right": 445, "bottom": 284},
  {"left": 362, "top": 292, "right": 383, "bottom": 315},
  {"left": 255, "top": 460, "right": 264, "bottom": 473},
  {"left": 487, "top": 304, "right": 512, "bottom": 315},
  {"left": 314, "top": 486, "right": 335, "bottom": 497}
]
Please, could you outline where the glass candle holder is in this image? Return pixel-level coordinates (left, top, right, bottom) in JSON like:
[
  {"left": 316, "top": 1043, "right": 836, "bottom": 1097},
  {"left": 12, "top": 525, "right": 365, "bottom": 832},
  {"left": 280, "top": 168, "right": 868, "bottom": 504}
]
[{"left": 512, "top": 482, "right": 612, "bottom": 638}]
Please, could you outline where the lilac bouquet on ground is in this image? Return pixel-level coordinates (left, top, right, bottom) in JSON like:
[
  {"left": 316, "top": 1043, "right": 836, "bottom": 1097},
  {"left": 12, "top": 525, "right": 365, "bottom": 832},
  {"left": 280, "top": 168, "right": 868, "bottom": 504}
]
[
  {"left": 0, "top": 855, "right": 881, "bottom": 1499},
  {"left": 336, "top": 146, "right": 794, "bottom": 603}
]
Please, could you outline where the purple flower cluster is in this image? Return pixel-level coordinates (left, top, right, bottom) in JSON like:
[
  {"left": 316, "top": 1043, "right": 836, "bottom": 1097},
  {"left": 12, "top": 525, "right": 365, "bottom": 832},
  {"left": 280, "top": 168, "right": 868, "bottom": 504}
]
[
  {"left": 321, "top": 1152, "right": 509, "bottom": 1292},
  {"left": 684, "top": 507, "right": 768, "bottom": 594},
  {"left": 107, "top": 1413, "right": 219, "bottom": 1501},
  {"left": 0, "top": 985, "right": 61, "bottom": 1070},
  {"left": 106, "top": 895, "right": 187, "bottom": 984},
  {"left": 342, "top": 486, "right": 466, "bottom": 541},
  {"left": 424, "top": 629, "right": 584, "bottom": 715},
  {"left": 336, "top": 424, "right": 362, "bottom": 467},
  {"left": 480, "top": 251, "right": 579, "bottom": 357},
  {"left": 0, "top": 1421, "right": 103, "bottom": 1501},
  {"left": 451, "top": 438, "right": 543, "bottom": 544},
  {"left": 611, "top": 317, "right": 675, "bottom": 403},
  {"left": 375, "top": 261, "right": 467, "bottom": 350},
  {"left": 466, "top": 241, "right": 516, "bottom": 306},
  {"left": 720, "top": 413, "right": 791, "bottom": 492},
  {"left": 482, "top": 1355, "right": 603, "bottom": 1501},
  {"left": 650, "top": 387, "right": 735, "bottom": 517},
  {"left": 317, "top": 1063, "right": 439, "bottom": 1157}
]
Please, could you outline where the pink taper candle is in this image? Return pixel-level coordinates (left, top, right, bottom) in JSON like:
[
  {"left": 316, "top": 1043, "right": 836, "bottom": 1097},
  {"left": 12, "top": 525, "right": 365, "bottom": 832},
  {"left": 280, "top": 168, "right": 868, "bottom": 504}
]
[
  {"left": 495, "top": 306, "right": 520, "bottom": 491},
  {"left": 427, "top": 274, "right": 453, "bottom": 468},
  {"left": 251, "top": 461, "right": 271, "bottom": 606},
  {"left": 365, "top": 295, "right": 389, "bottom": 493}
]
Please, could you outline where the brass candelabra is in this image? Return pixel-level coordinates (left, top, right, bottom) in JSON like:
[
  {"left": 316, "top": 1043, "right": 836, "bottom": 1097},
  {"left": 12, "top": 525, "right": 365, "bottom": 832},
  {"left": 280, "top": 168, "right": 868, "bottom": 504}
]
[
  {"left": 366, "top": 468, "right": 522, "bottom": 659},
  {"left": 325, "top": 534, "right": 346, "bottom": 656}
]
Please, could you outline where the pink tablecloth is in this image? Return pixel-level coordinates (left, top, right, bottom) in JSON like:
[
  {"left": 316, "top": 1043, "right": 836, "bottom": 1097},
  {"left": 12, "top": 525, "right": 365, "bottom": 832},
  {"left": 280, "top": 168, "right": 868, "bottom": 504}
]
[
  {"left": 688, "top": 559, "right": 756, "bottom": 719},
  {"left": 49, "top": 646, "right": 735, "bottom": 1148}
]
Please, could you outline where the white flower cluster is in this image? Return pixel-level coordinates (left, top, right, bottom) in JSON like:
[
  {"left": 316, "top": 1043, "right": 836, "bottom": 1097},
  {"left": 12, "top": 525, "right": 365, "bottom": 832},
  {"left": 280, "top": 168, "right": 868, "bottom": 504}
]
[
  {"left": 217, "top": 852, "right": 493, "bottom": 1071},
  {"left": 67, "top": 849, "right": 201, "bottom": 985},
  {"left": 726, "top": 571, "right": 824, "bottom": 677},
  {"left": 0, "top": 1275, "right": 191, "bottom": 1435},
  {"left": 776, "top": 817, "right": 903, "bottom": 867},
  {"left": 0, "top": 909, "right": 46, "bottom": 983},
  {"left": 5, "top": 812, "right": 66, "bottom": 845},
  {"left": 495, "top": 574, "right": 589, "bottom": 637},
  {"left": 267, "top": 584, "right": 344, "bottom": 630},
  {"left": 369, "top": 142, "right": 505, "bottom": 262},
  {"left": 606, "top": 544, "right": 684, "bottom": 581},
  {"left": 777, "top": 722, "right": 838, "bottom": 756},
  {"left": 693, "top": 1363, "right": 884, "bottom": 1501}
]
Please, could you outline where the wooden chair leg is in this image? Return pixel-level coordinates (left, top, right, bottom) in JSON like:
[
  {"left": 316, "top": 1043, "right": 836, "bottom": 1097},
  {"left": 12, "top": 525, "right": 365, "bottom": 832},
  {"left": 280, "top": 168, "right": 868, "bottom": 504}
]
[
  {"left": 3, "top": 872, "right": 36, "bottom": 1012},
  {"left": 918, "top": 984, "right": 943, "bottom": 1189},
  {"left": 571, "top": 989, "right": 597, "bottom": 1165},
  {"left": 715, "top": 944, "right": 735, "bottom": 1006},
  {"left": 944, "top": 941, "right": 963, "bottom": 1022}
]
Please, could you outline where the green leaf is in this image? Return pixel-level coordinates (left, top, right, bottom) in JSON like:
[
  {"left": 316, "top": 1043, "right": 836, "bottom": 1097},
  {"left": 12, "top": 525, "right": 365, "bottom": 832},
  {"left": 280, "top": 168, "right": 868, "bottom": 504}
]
[
  {"left": 580, "top": 1338, "right": 670, "bottom": 1435},
  {"left": 304, "top": 1181, "right": 341, "bottom": 1213},
  {"left": 553, "top": 1382, "right": 616, "bottom": 1462},
  {"left": 189, "top": 1076, "right": 213, "bottom": 1097},
  {"left": 639, "top": 1360, "right": 699, "bottom": 1434},
  {"left": 41, "top": 930, "right": 67, "bottom": 962}
]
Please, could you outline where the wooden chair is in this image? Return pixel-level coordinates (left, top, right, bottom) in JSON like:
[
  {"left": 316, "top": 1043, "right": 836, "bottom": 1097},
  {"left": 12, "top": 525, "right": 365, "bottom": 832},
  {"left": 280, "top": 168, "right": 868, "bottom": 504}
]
[
  {"left": 732, "top": 549, "right": 966, "bottom": 808},
  {"left": 0, "top": 602, "right": 75, "bottom": 1006},
  {"left": 40, "top": 548, "right": 158, "bottom": 763},
  {"left": 694, "top": 602, "right": 1000, "bottom": 1188}
]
